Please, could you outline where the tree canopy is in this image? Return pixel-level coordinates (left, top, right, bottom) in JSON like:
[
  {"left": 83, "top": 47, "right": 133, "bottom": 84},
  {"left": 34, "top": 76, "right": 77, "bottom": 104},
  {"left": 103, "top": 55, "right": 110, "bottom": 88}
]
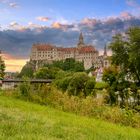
[
  {"left": 0, "top": 55, "right": 5, "bottom": 79},
  {"left": 109, "top": 27, "right": 140, "bottom": 85}
]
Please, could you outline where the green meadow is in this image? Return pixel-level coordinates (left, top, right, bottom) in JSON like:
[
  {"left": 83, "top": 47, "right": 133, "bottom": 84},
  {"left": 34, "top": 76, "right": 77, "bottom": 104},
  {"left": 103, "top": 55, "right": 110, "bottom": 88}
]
[{"left": 0, "top": 96, "right": 140, "bottom": 140}]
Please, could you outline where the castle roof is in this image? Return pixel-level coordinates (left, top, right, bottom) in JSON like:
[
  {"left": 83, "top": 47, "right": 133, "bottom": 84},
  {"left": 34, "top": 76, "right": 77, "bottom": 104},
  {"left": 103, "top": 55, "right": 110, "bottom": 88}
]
[
  {"left": 32, "top": 44, "right": 97, "bottom": 53},
  {"left": 78, "top": 45, "right": 96, "bottom": 53},
  {"left": 33, "top": 44, "right": 56, "bottom": 51}
]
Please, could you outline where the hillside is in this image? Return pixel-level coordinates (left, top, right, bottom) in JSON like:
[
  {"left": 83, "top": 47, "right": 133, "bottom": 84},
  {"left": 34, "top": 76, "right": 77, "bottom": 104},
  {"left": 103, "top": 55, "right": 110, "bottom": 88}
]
[{"left": 0, "top": 96, "right": 140, "bottom": 140}]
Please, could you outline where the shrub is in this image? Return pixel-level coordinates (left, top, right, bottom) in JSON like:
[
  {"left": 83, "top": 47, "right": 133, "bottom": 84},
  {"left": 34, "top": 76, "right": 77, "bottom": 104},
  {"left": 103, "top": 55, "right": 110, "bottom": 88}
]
[
  {"left": 85, "top": 77, "right": 96, "bottom": 96},
  {"left": 95, "top": 82, "right": 109, "bottom": 90},
  {"left": 57, "top": 76, "right": 72, "bottom": 92},
  {"left": 68, "top": 72, "right": 89, "bottom": 96},
  {"left": 18, "top": 80, "right": 31, "bottom": 97},
  {"left": 2, "top": 85, "right": 140, "bottom": 128}
]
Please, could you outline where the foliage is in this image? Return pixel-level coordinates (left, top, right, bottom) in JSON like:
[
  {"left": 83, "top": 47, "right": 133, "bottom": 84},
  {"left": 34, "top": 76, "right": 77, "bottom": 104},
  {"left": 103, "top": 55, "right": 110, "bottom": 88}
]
[
  {"left": 44, "top": 58, "right": 85, "bottom": 72},
  {"left": 0, "top": 55, "right": 5, "bottom": 79},
  {"left": 85, "top": 77, "right": 96, "bottom": 96},
  {"left": 18, "top": 63, "right": 34, "bottom": 78},
  {"left": 104, "top": 27, "right": 140, "bottom": 106},
  {"left": 68, "top": 72, "right": 89, "bottom": 96},
  {"left": 2, "top": 87, "right": 140, "bottom": 129},
  {"left": 18, "top": 78, "right": 31, "bottom": 97},
  {"left": 54, "top": 76, "right": 72, "bottom": 92},
  {"left": 1, "top": 96, "right": 140, "bottom": 139},
  {"left": 34, "top": 67, "right": 61, "bottom": 79},
  {"left": 109, "top": 27, "right": 140, "bottom": 84},
  {"left": 95, "top": 82, "right": 109, "bottom": 90},
  {"left": 102, "top": 66, "right": 119, "bottom": 86}
]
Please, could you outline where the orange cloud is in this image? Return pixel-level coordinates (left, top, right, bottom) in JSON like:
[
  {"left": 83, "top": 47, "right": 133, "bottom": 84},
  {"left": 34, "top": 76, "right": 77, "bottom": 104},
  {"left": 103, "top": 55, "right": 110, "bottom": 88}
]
[
  {"left": 51, "top": 22, "right": 62, "bottom": 28},
  {"left": 36, "top": 16, "right": 50, "bottom": 22}
]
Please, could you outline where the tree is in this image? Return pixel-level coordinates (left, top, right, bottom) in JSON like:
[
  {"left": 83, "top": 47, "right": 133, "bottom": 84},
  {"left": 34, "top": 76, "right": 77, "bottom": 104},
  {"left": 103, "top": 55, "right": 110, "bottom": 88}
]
[
  {"left": 0, "top": 54, "right": 5, "bottom": 79},
  {"left": 85, "top": 77, "right": 96, "bottom": 96},
  {"left": 34, "top": 67, "right": 49, "bottom": 79},
  {"left": 44, "top": 58, "right": 85, "bottom": 72},
  {"left": 102, "top": 66, "right": 118, "bottom": 86},
  {"left": 109, "top": 27, "right": 140, "bottom": 85},
  {"left": 68, "top": 72, "right": 89, "bottom": 96},
  {"left": 18, "top": 64, "right": 34, "bottom": 78},
  {"left": 102, "top": 66, "right": 119, "bottom": 105},
  {"left": 34, "top": 67, "right": 61, "bottom": 79},
  {"left": 74, "top": 61, "right": 85, "bottom": 72}
]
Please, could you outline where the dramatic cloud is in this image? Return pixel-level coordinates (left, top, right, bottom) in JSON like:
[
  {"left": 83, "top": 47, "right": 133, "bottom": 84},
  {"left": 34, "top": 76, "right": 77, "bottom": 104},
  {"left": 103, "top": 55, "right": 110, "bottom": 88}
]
[
  {"left": 36, "top": 16, "right": 50, "bottom": 22},
  {"left": 1, "top": 14, "right": 140, "bottom": 71}
]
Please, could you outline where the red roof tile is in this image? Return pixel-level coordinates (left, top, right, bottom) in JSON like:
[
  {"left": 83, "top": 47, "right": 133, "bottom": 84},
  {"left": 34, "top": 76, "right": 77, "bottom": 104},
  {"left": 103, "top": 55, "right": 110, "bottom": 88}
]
[
  {"left": 32, "top": 44, "right": 97, "bottom": 53},
  {"left": 78, "top": 45, "right": 96, "bottom": 53},
  {"left": 33, "top": 44, "right": 56, "bottom": 51}
]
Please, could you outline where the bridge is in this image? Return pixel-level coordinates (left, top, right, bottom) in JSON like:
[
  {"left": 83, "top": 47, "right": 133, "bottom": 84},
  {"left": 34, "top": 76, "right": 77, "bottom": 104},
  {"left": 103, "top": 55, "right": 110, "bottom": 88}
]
[
  {"left": 1, "top": 79, "right": 53, "bottom": 89},
  {"left": 2, "top": 79, "right": 53, "bottom": 83}
]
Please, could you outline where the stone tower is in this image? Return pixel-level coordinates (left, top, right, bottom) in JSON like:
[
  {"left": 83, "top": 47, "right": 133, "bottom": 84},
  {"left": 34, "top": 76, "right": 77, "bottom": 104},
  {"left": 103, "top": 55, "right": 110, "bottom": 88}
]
[{"left": 77, "top": 32, "right": 85, "bottom": 48}]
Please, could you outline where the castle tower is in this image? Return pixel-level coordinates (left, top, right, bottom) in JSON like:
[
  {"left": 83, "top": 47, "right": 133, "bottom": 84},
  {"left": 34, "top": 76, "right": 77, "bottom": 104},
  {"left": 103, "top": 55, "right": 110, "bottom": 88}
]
[{"left": 77, "top": 32, "right": 85, "bottom": 48}]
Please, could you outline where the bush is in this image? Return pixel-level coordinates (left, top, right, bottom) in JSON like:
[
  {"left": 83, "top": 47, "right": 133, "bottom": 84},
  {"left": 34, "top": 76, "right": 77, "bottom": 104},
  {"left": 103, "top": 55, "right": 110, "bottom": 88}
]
[
  {"left": 85, "top": 77, "right": 96, "bottom": 96},
  {"left": 95, "top": 82, "right": 109, "bottom": 90},
  {"left": 57, "top": 76, "right": 72, "bottom": 92},
  {"left": 68, "top": 72, "right": 89, "bottom": 96},
  {"left": 2, "top": 85, "right": 140, "bottom": 128},
  {"left": 19, "top": 80, "right": 31, "bottom": 97}
]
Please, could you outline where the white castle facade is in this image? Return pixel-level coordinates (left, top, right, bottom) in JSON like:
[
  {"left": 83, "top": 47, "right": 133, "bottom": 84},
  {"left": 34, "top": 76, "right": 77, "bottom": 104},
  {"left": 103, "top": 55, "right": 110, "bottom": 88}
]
[{"left": 30, "top": 33, "right": 110, "bottom": 70}]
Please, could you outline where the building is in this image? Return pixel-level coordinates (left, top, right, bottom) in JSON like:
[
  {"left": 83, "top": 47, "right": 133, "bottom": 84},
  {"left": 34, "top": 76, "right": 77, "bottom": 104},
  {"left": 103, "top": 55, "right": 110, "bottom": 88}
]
[
  {"left": 97, "top": 45, "right": 110, "bottom": 68},
  {"left": 30, "top": 33, "right": 99, "bottom": 70},
  {"left": 95, "top": 45, "right": 111, "bottom": 82}
]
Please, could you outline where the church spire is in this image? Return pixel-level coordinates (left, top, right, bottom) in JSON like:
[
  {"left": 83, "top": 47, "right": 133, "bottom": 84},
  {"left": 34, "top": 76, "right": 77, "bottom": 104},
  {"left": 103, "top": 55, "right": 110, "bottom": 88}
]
[
  {"left": 77, "top": 32, "right": 85, "bottom": 48},
  {"left": 104, "top": 44, "right": 107, "bottom": 56}
]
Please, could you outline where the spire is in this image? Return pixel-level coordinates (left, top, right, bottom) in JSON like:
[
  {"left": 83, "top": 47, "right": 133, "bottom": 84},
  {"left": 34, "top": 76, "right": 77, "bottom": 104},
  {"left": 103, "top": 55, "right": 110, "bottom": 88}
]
[
  {"left": 77, "top": 32, "right": 85, "bottom": 48},
  {"left": 104, "top": 45, "right": 107, "bottom": 56}
]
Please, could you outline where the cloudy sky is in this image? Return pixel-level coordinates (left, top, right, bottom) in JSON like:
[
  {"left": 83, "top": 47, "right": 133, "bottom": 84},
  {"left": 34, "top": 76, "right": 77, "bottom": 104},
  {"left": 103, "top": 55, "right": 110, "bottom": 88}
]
[{"left": 1, "top": 0, "right": 140, "bottom": 72}]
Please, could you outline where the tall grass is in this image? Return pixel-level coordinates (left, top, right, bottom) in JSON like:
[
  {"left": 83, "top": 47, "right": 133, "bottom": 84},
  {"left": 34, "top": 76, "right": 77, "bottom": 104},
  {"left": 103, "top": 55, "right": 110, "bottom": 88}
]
[
  {"left": 2, "top": 84, "right": 140, "bottom": 128},
  {"left": 0, "top": 96, "right": 140, "bottom": 140}
]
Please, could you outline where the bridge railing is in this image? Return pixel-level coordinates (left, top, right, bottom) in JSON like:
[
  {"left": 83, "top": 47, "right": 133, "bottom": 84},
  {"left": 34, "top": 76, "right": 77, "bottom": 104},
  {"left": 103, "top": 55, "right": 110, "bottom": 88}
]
[{"left": 2, "top": 79, "right": 53, "bottom": 83}]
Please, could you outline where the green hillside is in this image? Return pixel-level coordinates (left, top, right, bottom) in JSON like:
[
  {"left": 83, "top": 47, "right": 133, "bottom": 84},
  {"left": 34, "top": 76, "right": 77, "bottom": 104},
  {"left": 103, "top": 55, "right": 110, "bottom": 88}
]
[{"left": 0, "top": 96, "right": 140, "bottom": 140}]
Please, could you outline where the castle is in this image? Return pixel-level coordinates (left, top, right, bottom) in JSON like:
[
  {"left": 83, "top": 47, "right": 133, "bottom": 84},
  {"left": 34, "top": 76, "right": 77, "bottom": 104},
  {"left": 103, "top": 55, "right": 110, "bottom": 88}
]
[{"left": 30, "top": 33, "right": 110, "bottom": 70}]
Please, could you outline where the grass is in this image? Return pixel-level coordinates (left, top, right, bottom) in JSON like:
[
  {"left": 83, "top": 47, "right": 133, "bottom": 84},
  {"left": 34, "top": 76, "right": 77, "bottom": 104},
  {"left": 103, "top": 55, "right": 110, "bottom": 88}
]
[{"left": 0, "top": 96, "right": 140, "bottom": 140}]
